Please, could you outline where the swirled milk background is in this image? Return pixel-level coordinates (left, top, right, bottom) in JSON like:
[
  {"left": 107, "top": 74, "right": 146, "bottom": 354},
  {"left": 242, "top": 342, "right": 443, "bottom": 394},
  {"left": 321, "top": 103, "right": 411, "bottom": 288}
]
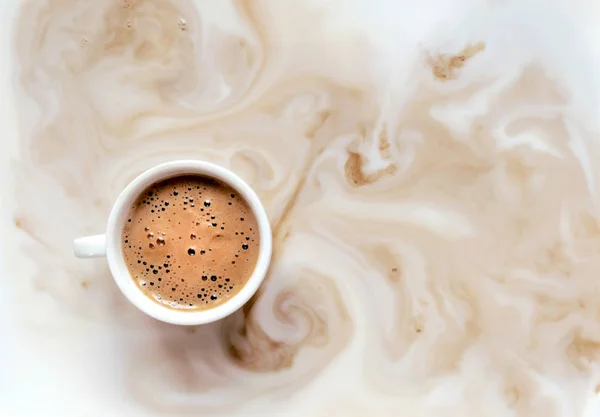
[{"left": 2, "top": 0, "right": 600, "bottom": 416}]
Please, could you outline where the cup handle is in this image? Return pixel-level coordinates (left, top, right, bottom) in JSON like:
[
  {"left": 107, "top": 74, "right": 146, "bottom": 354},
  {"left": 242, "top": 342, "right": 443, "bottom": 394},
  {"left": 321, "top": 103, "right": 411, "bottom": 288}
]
[{"left": 73, "top": 234, "right": 107, "bottom": 258}]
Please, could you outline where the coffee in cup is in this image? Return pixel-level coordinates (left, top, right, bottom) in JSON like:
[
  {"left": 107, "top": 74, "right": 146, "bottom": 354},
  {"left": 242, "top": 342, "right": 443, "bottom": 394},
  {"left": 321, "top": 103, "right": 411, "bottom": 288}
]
[
  {"left": 73, "top": 160, "right": 272, "bottom": 325},
  {"left": 122, "top": 175, "right": 260, "bottom": 310}
]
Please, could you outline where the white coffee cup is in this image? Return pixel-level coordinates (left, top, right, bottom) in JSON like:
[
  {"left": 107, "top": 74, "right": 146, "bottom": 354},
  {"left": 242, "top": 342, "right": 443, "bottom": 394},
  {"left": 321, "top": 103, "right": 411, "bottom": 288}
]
[{"left": 73, "top": 160, "right": 272, "bottom": 325}]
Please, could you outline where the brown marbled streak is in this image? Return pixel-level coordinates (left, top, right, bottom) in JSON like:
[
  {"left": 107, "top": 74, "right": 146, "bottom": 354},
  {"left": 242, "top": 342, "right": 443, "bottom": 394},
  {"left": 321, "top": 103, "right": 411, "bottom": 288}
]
[
  {"left": 345, "top": 151, "right": 397, "bottom": 186},
  {"left": 119, "top": 272, "right": 352, "bottom": 414},
  {"left": 224, "top": 275, "right": 352, "bottom": 372},
  {"left": 429, "top": 42, "right": 486, "bottom": 80}
]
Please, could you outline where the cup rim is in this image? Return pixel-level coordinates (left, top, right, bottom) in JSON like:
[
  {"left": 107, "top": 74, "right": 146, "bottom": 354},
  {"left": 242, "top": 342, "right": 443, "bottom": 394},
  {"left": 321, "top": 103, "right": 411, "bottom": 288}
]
[{"left": 105, "top": 160, "right": 272, "bottom": 325}]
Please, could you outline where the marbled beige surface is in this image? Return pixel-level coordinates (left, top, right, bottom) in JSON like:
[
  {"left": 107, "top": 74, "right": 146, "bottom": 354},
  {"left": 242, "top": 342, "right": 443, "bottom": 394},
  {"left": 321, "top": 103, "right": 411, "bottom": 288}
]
[{"left": 2, "top": 0, "right": 600, "bottom": 416}]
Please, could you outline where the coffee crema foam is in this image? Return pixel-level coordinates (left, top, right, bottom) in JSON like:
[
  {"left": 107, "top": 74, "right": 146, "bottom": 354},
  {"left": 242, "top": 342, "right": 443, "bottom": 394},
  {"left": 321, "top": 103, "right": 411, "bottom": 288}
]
[{"left": 122, "top": 175, "right": 259, "bottom": 310}]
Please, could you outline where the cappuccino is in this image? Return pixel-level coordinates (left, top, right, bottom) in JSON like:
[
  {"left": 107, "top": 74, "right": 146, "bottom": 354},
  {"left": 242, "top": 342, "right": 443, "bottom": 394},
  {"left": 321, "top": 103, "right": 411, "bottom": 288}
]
[{"left": 122, "top": 175, "right": 259, "bottom": 310}]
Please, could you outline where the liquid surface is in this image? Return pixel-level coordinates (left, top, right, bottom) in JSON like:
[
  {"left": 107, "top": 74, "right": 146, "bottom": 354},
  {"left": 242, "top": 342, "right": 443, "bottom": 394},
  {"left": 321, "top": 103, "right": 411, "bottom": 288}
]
[
  {"left": 122, "top": 176, "right": 259, "bottom": 310},
  {"left": 6, "top": 0, "right": 600, "bottom": 416}
]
